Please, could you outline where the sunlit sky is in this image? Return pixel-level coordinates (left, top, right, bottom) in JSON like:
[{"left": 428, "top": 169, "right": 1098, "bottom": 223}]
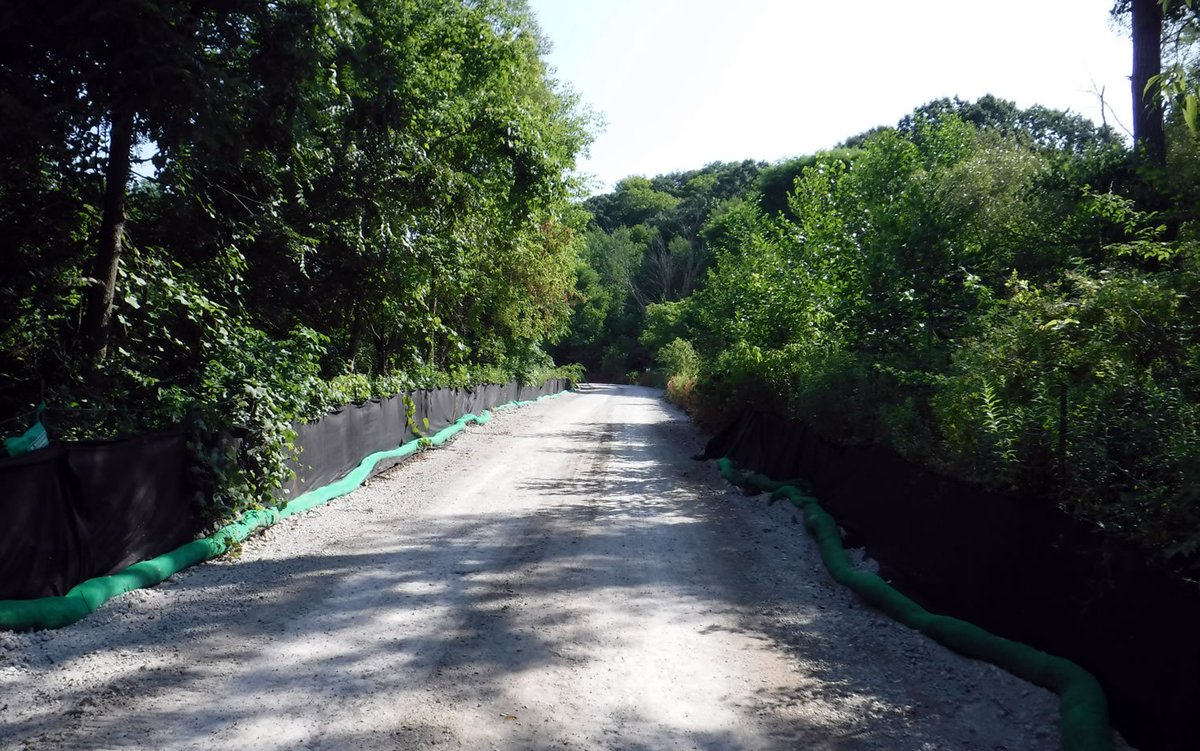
[{"left": 527, "top": 0, "right": 1134, "bottom": 193}]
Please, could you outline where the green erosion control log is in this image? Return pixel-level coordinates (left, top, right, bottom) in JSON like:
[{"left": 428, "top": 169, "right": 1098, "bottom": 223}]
[
  {"left": 0, "top": 391, "right": 567, "bottom": 632},
  {"left": 716, "top": 458, "right": 1112, "bottom": 751}
]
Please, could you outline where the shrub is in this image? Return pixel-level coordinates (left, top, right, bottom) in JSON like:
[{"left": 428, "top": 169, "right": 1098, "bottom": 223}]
[
  {"left": 665, "top": 373, "right": 698, "bottom": 411},
  {"left": 931, "top": 267, "right": 1200, "bottom": 551},
  {"left": 655, "top": 337, "right": 699, "bottom": 380}
]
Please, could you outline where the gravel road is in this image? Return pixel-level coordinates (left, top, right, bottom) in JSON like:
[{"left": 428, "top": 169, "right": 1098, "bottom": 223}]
[{"left": 0, "top": 384, "right": 1067, "bottom": 750}]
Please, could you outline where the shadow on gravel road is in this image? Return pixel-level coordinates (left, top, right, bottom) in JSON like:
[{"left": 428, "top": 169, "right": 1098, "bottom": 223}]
[{"left": 2, "top": 387, "right": 1049, "bottom": 750}]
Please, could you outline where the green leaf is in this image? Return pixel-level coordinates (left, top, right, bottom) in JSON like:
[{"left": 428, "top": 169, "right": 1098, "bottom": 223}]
[{"left": 1184, "top": 94, "right": 1199, "bottom": 134}]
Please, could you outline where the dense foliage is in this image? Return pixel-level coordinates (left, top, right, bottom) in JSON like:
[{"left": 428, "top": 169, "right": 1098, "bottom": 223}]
[
  {"left": 550, "top": 160, "right": 763, "bottom": 379},
  {"left": 570, "top": 94, "right": 1200, "bottom": 560},
  {"left": 0, "top": 0, "right": 588, "bottom": 522}
]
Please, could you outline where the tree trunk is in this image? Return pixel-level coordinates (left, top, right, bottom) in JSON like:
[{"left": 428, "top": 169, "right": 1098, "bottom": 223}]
[
  {"left": 429, "top": 294, "right": 438, "bottom": 367},
  {"left": 1058, "top": 381, "right": 1069, "bottom": 489},
  {"left": 1131, "top": 0, "right": 1166, "bottom": 165},
  {"left": 81, "top": 105, "right": 135, "bottom": 363},
  {"left": 347, "top": 306, "right": 365, "bottom": 371},
  {"left": 372, "top": 332, "right": 390, "bottom": 376}
]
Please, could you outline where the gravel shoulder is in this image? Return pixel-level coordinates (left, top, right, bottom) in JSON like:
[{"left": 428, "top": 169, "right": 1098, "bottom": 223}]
[{"left": 1, "top": 384, "right": 1067, "bottom": 750}]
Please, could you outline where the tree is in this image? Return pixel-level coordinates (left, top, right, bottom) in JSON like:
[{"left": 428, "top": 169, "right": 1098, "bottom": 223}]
[
  {"left": 1131, "top": 0, "right": 1168, "bottom": 163},
  {"left": 1113, "top": 0, "right": 1200, "bottom": 160},
  {"left": 897, "top": 95, "right": 1120, "bottom": 153},
  {"left": 0, "top": 1, "right": 272, "bottom": 365},
  {"left": 586, "top": 176, "right": 680, "bottom": 232}
]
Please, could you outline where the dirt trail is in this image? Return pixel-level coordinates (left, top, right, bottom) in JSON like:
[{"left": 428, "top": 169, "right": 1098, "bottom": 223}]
[{"left": 0, "top": 384, "right": 1064, "bottom": 750}]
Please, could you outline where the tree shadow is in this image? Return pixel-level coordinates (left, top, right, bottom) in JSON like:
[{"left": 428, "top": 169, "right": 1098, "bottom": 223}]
[{"left": 0, "top": 385, "right": 1058, "bottom": 750}]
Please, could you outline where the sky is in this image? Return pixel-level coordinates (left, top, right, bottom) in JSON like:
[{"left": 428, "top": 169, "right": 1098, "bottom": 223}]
[{"left": 526, "top": 0, "right": 1134, "bottom": 193}]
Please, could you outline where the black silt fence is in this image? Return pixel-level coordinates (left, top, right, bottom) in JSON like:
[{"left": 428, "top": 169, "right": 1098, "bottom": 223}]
[
  {"left": 282, "top": 380, "right": 565, "bottom": 501},
  {"left": 705, "top": 410, "right": 1200, "bottom": 751},
  {"left": 0, "top": 432, "right": 199, "bottom": 601},
  {"left": 2, "top": 379, "right": 567, "bottom": 605}
]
